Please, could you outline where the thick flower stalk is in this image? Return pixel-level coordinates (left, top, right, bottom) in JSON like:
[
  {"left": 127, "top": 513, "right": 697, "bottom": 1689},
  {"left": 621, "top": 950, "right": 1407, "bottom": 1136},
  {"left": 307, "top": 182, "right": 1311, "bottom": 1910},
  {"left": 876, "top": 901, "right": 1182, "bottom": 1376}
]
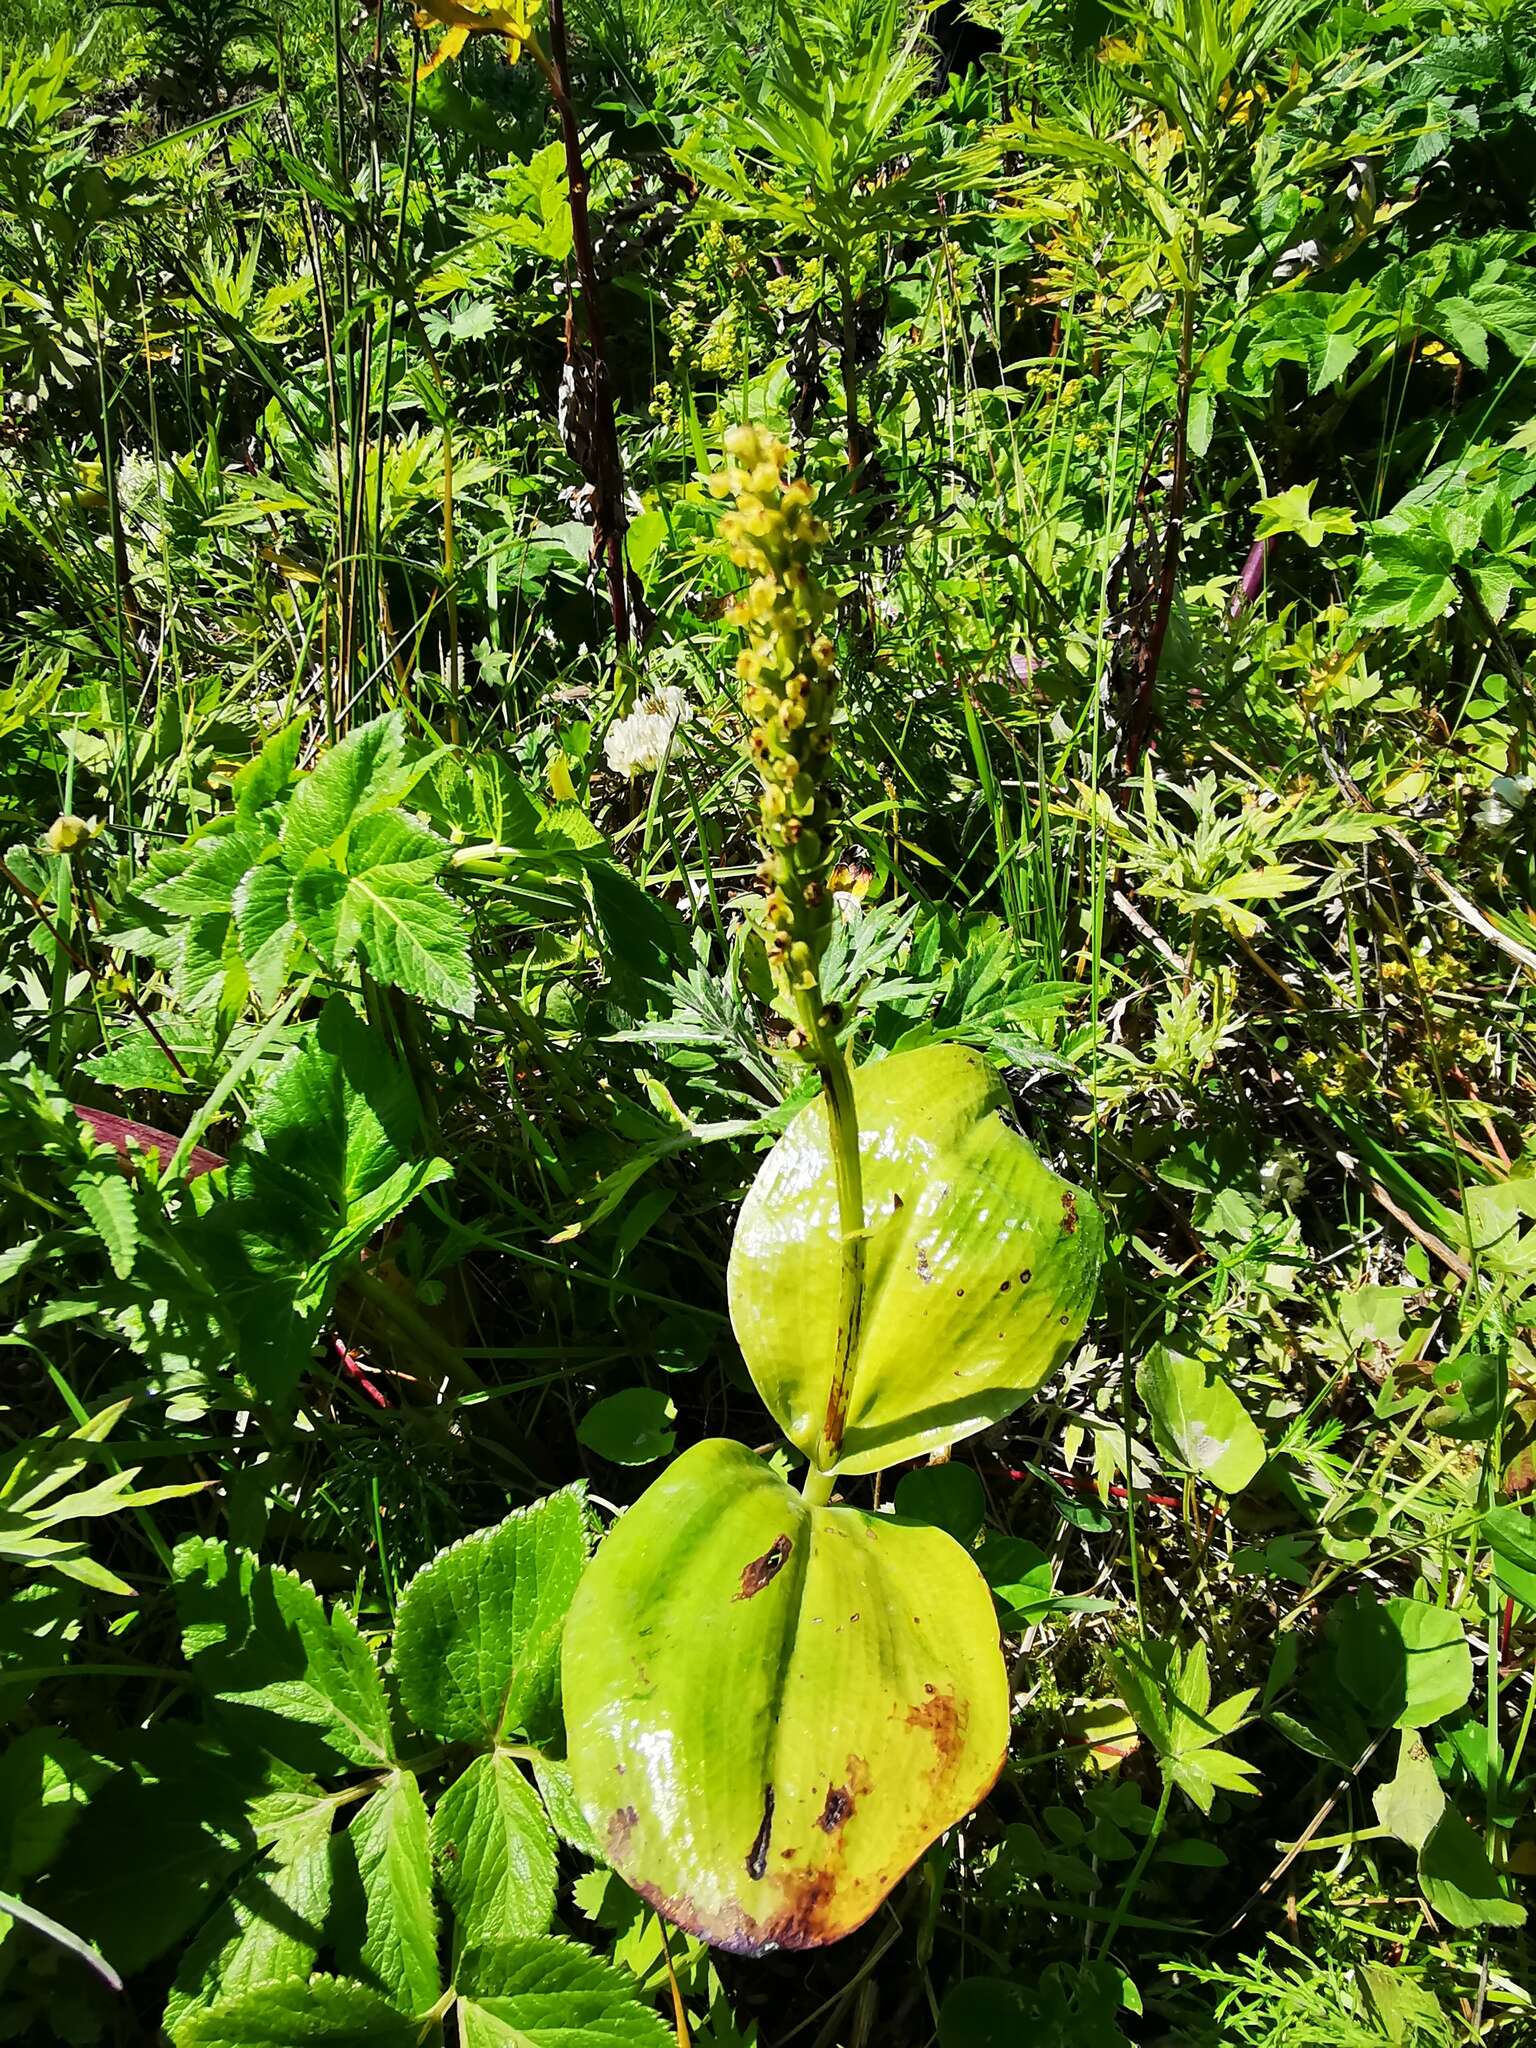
[
  {"left": 712, "top": 424, "right": 841, "bottom": 1055},
  {"left": 714, "top": 426, "right": 864, "bottom": 1492}
]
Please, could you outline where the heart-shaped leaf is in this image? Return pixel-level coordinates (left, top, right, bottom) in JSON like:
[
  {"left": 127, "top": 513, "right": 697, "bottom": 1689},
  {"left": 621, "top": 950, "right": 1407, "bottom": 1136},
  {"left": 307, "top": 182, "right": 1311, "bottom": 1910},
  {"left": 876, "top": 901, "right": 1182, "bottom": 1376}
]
[
  {"left": 562, "top": 1439, "right": 1008, "bottom": 1953},
  {"left": 727, "top": 1046, "right": 1101, "bottom": 1475}
]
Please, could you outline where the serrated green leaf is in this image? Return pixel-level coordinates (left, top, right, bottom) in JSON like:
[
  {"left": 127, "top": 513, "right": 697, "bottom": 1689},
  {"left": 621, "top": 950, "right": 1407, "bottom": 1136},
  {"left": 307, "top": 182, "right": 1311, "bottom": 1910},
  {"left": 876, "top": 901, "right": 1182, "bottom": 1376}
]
[
  {"left": 456, "top": 1935, "right": 672, "bottom": 2047},
  {"left": 174, "top": 1538, "right": 393, "bottom": 1773},
  {"left": 430, "top": 1752, "right": 556, "bottom": 1956},
  {"left": 163, "top": 1787, "right": 336, "bottom": 2039},
  {"left": 393, "top": 1489, "right": 587, "bottom": 1749},
  {"left": 331, "top": 1771, "right": 439, "bottom": 2015},
  {"left": 72, "top": 1172, "right": 139, "bottom": 1279},
  {"left": 333, "top": 866, "right": 475, "bottom": 1016},
  {"left": 178, "top": 1976, "right": 423, "bottom": 2047},
  {"left": 234, "top": 863, "right": 299, "bottom": 1009},
  {"left": 234, "top": 721, "right": 305, "bottom": 820},
  {"left": 530, "top": 1755, "right": 603, "bottom": 1861},
  {"left": 146, "top": 824, "right": 269, "bottom": 919},
  {"left": 280, "top": 714, "right": 419, "bottom": 864}
]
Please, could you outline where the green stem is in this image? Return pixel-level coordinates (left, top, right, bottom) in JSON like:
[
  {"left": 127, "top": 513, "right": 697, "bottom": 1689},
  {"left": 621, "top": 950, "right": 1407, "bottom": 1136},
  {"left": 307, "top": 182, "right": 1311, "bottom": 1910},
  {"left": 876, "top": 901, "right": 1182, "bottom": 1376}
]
[
  {"left": 1096, "top": 1774, "right": 1171, "bottom": 1964},
  {"left": 800, "top": 1002, "right": 866, "bottom": 1480}
]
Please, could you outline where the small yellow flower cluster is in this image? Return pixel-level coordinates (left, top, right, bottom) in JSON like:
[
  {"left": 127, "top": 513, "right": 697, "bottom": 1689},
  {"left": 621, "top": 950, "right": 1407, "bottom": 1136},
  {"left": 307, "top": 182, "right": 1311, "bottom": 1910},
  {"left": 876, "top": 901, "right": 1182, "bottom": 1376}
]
[{"left": 710, "top": 424, "right": 838, "bottom": 1023}]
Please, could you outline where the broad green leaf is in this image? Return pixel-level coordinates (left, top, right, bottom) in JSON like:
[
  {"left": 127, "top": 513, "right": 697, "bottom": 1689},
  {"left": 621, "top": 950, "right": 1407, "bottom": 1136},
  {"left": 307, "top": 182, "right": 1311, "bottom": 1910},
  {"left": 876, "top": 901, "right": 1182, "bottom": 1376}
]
[
  {"left": 1419, "top": 1807, "right": 1526, "bottom": 1929},
  {"left": 563, "top": 1438, "right": 1008, "bottom": 1952},
  {"left": 174, "top": 1538, "right": 393, "bottom": 1772},
  {"left": 728, "top": 1045, "right": 1102, "bottom": 1476},
  {"left": 430, "top": 1752, "right": 556, "bottom": 1955},
  {"left": 576, "top": 1388, "right": 676, "bottom": 1466},
  {"left": 163, "top": 1786, "right": 335, "bottom": 2038},
  {"left": 393, "top": 1488, "right": 588, "bottom": 1748},
  {"left": 1484, "top": 1504, "right": 1536, "bottom": 1609},
  {"left": 894, "top": 1463, "right": 986, "bottom": 1548},
  {"left": 1373, "top": 1730, "right": 1444, "bottom": 1853},
  {"left": 456, "top": 1936, "right": 671, "bottom": 2047},
  {"left": 1135, "top": 1346, "right": 1265, "bottom": 1495},
  {"left": 280, "top": 714, "right": 419, "bottom": 864},
  {"left": 0, "top": 1730, "right": 109, "bottom": 1882},
  {"left": 1335, "top": 1594, "right": 1473, "bottom": 1730},
  {"left": 179, "top": 1976, "right": 424, "bottom": 2047},
  {"left": 332, "top": 1771, "right": 439, "bottom": 2015}
]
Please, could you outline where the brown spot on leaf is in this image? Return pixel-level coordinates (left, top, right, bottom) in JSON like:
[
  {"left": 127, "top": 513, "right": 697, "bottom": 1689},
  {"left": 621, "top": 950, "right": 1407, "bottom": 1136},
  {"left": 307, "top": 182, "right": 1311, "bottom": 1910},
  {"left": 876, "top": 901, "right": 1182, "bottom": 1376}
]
[
  {"left": 1019, "top": 1268, "right": 1032, "bottom": 1285},
  {"left": 905, "top": 1689, "right": 966, "bottom": 1769},
  {"left": 818, "top": 1784, "right": 855, "bottom": 1833},
  {"left": 1061, "top": 1188, "right": 1078, "bottom": 1235},
  {"left": 998, "top": 1279, "right": 1010, "bottom": 1293},
  {"left": 607, "top": 1806, "right": 639, "bottom": 1859},
  {"left": 915, "top": 1245, "right": 934, "bottom": 1284},
  {"left": 891, "top": 1190, "right": 904, "bottom": 1210},
  {"left": 736, "top": 1532, "right": 793, "bottom": 1600},
  {"left": 746, "top": 1785, "right": 775, "bottom": 1881}
]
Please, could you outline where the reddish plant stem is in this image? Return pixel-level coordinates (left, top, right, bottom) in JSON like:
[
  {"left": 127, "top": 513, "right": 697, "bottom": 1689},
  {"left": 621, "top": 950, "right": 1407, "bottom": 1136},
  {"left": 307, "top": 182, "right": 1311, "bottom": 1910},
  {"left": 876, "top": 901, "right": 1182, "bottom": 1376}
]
[{"left": 539, "top": 0, "right": 632, "bottom": 652}]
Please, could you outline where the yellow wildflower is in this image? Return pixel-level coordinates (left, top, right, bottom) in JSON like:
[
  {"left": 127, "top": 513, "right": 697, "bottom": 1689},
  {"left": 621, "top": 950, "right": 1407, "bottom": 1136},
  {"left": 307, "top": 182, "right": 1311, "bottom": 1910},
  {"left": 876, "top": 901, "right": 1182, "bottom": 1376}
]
[{"left": 413, "top": 0, "right": 543, "bottom": 77}]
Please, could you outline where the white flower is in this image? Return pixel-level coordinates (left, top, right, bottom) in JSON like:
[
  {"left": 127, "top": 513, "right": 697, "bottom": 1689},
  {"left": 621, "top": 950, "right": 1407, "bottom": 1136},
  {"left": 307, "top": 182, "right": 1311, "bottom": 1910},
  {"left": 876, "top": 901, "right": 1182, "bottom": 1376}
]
[
  {"left": 603, "top": 685, "right": 692, "bottom": 778},
  {"left": 1475, "top": 774, "right": 1534, "bottom": 835}
]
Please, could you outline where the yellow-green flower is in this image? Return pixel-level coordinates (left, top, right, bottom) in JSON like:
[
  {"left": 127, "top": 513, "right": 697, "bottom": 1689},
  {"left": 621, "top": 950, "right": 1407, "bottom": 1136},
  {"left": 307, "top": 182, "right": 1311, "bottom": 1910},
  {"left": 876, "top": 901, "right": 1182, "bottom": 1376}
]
[{"left": 712, "top": 425, "right": 840, "bottom": 1038}]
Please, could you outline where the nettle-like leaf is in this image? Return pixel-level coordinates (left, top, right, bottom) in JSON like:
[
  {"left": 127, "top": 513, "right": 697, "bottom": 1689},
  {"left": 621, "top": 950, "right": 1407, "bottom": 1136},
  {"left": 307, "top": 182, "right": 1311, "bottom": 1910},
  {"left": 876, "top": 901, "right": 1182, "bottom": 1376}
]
[
  {"left": 174, "top": 1538, "right": 394, "bottom": 1774},
  {"left": 562, "top": 1439, "right": 1008, "bottom": 1953},
  {"left": 728, "top": 1044, "right": 1102, "bottom": 1476},
  {"left": 132, "top": 712, "right": 474, "bottom": 1016},
  {"left": 1109, "top": 1638, "right": 1259, "bottom": 1817},
  {"left": 392, "top": 1488, "right": 589, "bottom": 1750},
  {"left": 431, "top": 1751, "right": 557, "bottom": 1956},
  {"left": 455, "top": 1936, "right": 673, "bottom": 2047},
  {"left": 331, "top": 1769, "right": 440, "bottom": 2015},
  {"left": 163, "top": 1786, "right": 336, "bottom": 2038},
  {"left": 178, "top": 1976, "right": 426, "bottom": 2047}
]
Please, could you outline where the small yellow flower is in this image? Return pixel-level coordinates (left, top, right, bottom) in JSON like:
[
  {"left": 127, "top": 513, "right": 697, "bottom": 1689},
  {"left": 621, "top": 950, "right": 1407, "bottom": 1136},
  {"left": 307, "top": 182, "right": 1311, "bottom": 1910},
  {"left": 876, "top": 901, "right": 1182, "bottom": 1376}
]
[
  {"left": 413, "top": 0, "right": 543, "bottom": 77},
  {"left": 44, "top": 814, "right": 98, "bottom": 855}
]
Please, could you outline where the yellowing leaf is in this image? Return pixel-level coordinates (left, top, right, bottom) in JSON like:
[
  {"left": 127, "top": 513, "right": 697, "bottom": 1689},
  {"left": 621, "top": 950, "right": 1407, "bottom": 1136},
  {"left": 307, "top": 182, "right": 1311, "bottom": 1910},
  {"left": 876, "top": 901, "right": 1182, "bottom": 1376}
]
[
  {"left": 1253, "top": 482, "right": 1357, "bottom": 548},
  {"left": 728, "top": 1046, "right": 1102, "bottom": 1477},
  {"left": 563, "top": 1439, "right": 1008, "bottom": 1952}
]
